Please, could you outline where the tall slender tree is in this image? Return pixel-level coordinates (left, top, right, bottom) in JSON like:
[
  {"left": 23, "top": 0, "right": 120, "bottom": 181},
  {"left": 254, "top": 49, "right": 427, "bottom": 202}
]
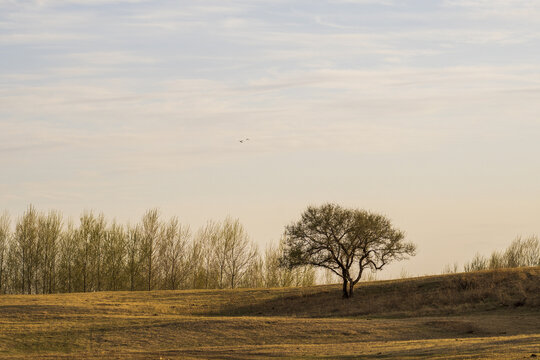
[
  {"left": 159, "top": 217, "right": 190, "bottom": 290},
  {"left": 140, "top": 209, "right": 160, "bottom": 291},
  {"left": 126, "top": 224, "right": 142, "bottom": 291},
  {"left": 0, "top": 212, "right": 10, "bottom": 294},
  {"left": 37, "top": 211, "right": 62, "bottom": 294},
  {"left": 77, "top": 212, "right": 93, "bottom": 292},
  {"left": 13, "top": 206, "right": 39, "bottom": 294},
  {"left": 222, "top": 218, "right": 257, "bottom": 289},
  {"left": 57, "top": 220, "right": 78, "bottom": 293},
  {"left": 103, "top": 222, "right": 127, "bottom": 291},
  {"left": 192, "top": 221, "right": 220, "bottom": 289}
]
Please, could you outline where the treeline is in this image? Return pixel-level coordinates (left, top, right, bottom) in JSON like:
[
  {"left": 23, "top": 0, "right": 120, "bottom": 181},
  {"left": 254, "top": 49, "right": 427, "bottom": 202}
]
[
  {"left": 0, "top": 206, "right": 315, "bottom": 295},
  {"left": 462, "top": 235, "right": 540, "bottom": 272},
  {"left": 442, "top": 235, "right": 540, "bottom": 274}
]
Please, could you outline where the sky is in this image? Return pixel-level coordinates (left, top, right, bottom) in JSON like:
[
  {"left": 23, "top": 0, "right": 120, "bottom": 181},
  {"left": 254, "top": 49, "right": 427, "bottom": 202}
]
[{"left": 1, "top": 0, "right": 539, "bottom": 278}]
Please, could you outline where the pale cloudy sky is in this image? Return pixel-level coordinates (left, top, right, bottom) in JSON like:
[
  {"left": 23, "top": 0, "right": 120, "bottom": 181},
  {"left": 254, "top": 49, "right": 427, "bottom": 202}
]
[{"left": 1, "top": 0, "right": 539, "bottom": 277}]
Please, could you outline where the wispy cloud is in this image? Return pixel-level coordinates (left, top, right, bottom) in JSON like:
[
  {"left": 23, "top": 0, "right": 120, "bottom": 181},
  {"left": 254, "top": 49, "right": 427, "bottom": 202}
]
[
  {"left": 330, "top": 0, "right": 395, "bottom": 4},
  {"left": 62, "top": 51, "right": 158, "bottom": 66},
  {"left": 0, "top": 142, "right": 66, "bottom": 154},
  {"left": 443, "top": 0, "right": 540, "bottom": 19},
  {"left": 0, "top": 32, "right": 94, "bottom": 44}
]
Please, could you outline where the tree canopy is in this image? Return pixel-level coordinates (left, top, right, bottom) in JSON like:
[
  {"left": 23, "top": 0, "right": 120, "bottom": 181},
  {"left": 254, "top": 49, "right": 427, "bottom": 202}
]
[{"left": 281, "top": 203, "right": 416, "bottom": 298}]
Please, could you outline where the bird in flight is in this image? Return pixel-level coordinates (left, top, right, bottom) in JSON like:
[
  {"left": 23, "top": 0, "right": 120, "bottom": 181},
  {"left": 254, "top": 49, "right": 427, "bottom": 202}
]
[{"left": 239, "top": 138, "right": 250, "bottom": 143}]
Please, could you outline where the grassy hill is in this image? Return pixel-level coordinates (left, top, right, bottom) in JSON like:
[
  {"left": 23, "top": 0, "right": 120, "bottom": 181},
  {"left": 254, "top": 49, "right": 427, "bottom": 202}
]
[{"left": 0, "top": 267, "right": 538, "bottom": 359}]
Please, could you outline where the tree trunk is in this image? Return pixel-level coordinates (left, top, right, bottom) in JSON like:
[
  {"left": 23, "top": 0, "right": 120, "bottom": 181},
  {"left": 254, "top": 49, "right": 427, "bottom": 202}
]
[
  {"left": 68, "top": 264, "right": 72, "bottom": 293},
  {"left": 147, "top": 263, "right": 151, "bottom": 291},
  {"left": 83, "top": 265, "right": 87, "bottom": 292},
  {"left": 349, "top": 281, "right": 354, "bottom": 298},
  {"left": 342, "top": 277, "right": 349, "bottom": 298}
]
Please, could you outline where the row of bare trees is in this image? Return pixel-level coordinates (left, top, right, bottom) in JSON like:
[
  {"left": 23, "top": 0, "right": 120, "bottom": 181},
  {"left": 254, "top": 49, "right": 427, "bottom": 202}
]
[{"left": 0, "top": 207, "right": 315, "bottom": 295}]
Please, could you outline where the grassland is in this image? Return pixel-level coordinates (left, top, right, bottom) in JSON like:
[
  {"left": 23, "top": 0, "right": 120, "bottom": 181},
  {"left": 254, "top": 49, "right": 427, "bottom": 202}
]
[{"left": 0, "top": 267, "right": 539, "bottom": 359}]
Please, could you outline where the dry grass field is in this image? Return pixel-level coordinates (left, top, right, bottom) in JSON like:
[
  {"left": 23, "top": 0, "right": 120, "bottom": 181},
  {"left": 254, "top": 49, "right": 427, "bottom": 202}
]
[{"left": 0, "top": 267, "right": 539, "bottom": 359}]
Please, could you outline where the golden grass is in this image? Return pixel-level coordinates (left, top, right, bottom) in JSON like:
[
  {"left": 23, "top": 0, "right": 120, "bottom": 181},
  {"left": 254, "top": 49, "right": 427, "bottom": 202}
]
[{"left": 0, "top": 267, "right": 539, "bottom": 359}]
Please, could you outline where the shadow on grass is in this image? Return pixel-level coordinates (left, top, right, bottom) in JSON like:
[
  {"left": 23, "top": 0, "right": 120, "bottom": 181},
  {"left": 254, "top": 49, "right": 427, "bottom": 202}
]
[{"left": 204, "top": 267, "right": 540, "bottom": 318}]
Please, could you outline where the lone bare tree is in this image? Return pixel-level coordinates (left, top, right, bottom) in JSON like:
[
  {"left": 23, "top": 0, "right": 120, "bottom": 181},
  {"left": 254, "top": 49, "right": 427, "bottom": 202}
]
[{"left": 281, "top": 203, "right": 416, "bottom": 298}]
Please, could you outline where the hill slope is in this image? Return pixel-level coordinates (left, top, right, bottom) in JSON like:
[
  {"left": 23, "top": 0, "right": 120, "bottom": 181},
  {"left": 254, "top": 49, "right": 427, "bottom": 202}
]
[{"left": 0, "top": 267, "right": 538, "bottom": 359}]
